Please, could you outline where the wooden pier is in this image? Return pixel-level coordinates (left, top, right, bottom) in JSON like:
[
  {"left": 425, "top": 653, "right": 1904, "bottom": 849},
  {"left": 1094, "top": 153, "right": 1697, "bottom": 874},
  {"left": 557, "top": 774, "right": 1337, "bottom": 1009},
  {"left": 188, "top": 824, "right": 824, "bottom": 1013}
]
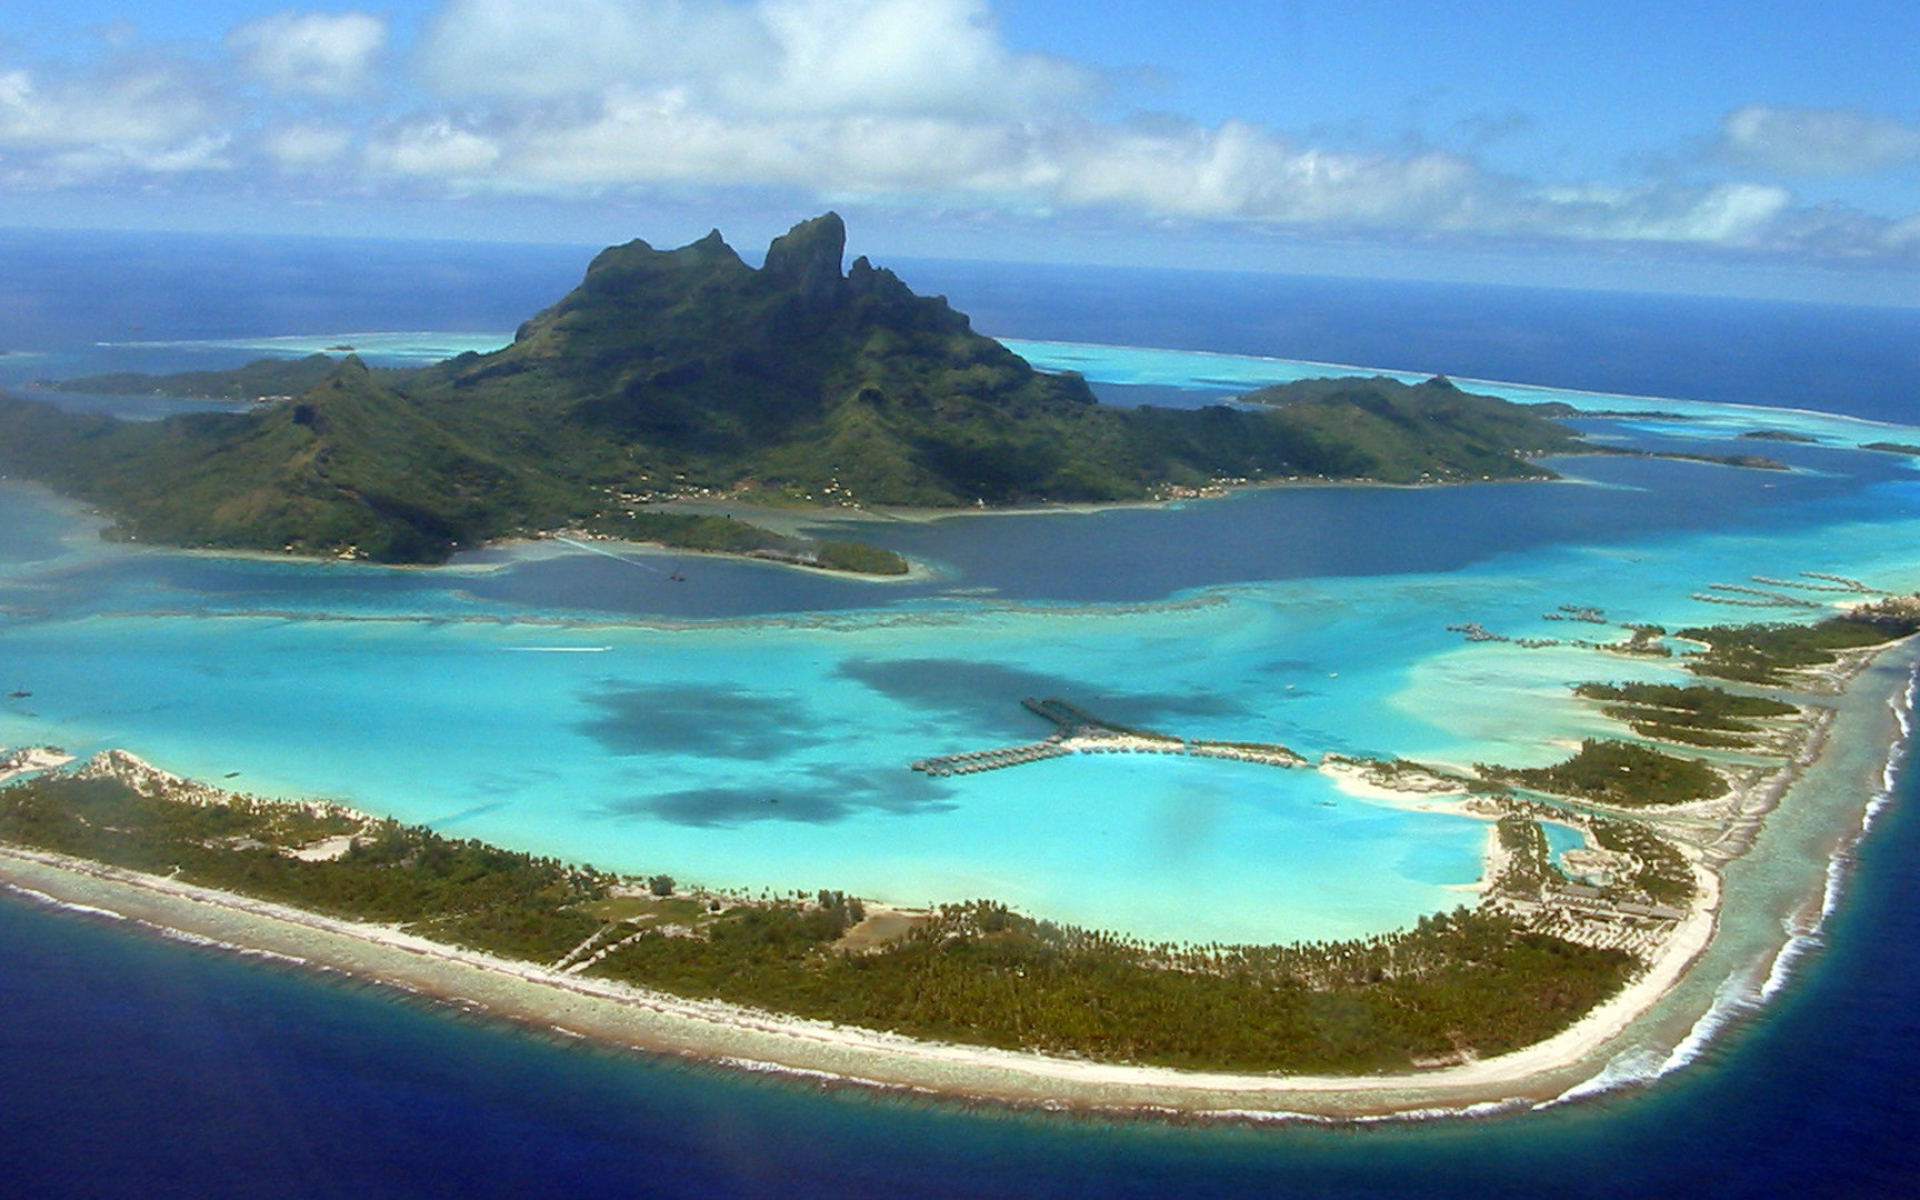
[
  {"left": 1020, "top": 697, "right": 1106, "bottom": 733},
  {"left": 910, "top": 740, "right": 1072, "bottom": 776}
]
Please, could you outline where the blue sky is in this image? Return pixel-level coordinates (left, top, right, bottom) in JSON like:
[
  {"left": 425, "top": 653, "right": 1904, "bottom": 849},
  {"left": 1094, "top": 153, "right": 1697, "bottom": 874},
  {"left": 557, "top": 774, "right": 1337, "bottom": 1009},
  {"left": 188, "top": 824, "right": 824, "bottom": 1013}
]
[{"left": 5, "top": 1, "right": 1919, "bottom": 301}]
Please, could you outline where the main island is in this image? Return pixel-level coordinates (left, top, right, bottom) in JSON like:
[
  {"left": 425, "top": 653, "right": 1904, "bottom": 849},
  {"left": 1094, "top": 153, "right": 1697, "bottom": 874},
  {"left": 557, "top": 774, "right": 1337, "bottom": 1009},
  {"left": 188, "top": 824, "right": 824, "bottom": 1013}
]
[{"left": 0, "top": 215, "right": 1915, "bottom": 1119}]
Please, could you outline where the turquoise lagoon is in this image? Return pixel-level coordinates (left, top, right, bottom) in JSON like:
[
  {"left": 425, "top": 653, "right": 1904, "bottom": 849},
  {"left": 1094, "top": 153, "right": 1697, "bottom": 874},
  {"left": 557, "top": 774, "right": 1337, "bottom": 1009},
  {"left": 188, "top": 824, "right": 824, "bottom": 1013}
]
[{"left": 4, "top": 339, "right": 1919, "bottom": 947}]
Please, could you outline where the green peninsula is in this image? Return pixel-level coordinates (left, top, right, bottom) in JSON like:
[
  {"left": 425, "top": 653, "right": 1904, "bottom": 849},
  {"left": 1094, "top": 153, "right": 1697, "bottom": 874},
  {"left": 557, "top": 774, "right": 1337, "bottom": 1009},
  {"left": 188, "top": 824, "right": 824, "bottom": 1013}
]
[
  {"left": 0, "top": 214, "right": 1584, "bottom": 565},
  {"left": 0, "top": 752, "right": 1631, "bottom": 1075}
]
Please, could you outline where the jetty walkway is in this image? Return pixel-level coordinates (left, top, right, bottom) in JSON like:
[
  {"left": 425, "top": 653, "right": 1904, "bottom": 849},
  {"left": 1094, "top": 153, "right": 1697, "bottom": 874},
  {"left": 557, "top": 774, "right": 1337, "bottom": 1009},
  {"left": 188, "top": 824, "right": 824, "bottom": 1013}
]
[
  {"left": 910, "top": 698, "right": 1305, "bottom": 778},
  {"left": 910, "top": 740, "right": 1073, "bottom": 777}
]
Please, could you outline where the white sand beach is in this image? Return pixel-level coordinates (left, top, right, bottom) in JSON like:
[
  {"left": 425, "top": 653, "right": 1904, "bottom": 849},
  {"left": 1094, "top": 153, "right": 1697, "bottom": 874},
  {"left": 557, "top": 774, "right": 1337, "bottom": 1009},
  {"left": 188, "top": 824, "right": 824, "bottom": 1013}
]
[{"left": 0, "top": 832, "right": 1717, "bottom": 1118}]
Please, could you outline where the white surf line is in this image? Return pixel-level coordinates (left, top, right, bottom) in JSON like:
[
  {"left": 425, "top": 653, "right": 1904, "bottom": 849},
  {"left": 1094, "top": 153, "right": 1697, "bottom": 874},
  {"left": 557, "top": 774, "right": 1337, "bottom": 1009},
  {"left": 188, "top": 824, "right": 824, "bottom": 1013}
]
[{"left": 551, "top": 535, "right": 674, "bottom": 576}]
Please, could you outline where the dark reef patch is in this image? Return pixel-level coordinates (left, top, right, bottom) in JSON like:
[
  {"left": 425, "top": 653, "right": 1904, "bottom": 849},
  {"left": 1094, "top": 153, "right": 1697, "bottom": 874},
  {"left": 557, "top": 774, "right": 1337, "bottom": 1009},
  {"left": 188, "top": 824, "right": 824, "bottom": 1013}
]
[
  {"left": 838, "top": 656, "right": 1252, "bottom": 735},
  {"left": 577, "top": 684, "right": 814, "bottom": 761},
  {"left": 606, "top": 766, "right": 956, "bottom": 827}
]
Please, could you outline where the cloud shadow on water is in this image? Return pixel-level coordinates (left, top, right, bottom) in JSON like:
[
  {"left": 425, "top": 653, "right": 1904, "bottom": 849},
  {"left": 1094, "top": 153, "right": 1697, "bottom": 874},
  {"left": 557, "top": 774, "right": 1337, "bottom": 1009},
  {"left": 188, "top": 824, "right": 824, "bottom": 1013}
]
[
  {"left": 605, "top": 765, "right": 958, "bottom": 827},
  {"left": 576, "top": 683, "right": 815, "bottom": 761},
  {"left": 838, "top": 657, "right": 1253, "bottom": 735}
]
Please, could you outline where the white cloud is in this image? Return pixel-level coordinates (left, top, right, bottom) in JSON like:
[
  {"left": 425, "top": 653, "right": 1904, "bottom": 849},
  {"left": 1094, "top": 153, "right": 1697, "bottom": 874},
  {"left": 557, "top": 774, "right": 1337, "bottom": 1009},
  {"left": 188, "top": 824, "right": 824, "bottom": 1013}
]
[
  {"left": 1717, "top": 105, "right": 1920, "bottom": 177},
  {"left": 0, "top": 64, "right": 230, "bottom": 182},
  {"left": 503, "top": 90, "right": 785, "bottom": 185},
  {"left": 364, "top": 119, "right": 503, "bottom": 178},
  {"left": 0, "top": 66, "right": 216, "bottom": 149},
  {"left": 1885, "top": 215, "right": 1920, "bottom": 248},
  {"left": 1038, "top": 120, "right": 1484, "bottom": 226},
  {"left": 1483, "top": 180, "right": 1812, "bottom": 254},
  {"left": 263, "top": 124, "right": 356, "bottom": 169},
  {"left": 351, "top": 82, "right": 1910, "bottom": 263},
  {"left": 405, "top": 2, "right": 1860, "bottom": 256},
  {"left": 501, "top": 90, "right": 1036, "bottom": 191},
  {"left": 419, "top": 0, "right": 1092, "bottom": 118},
  {"left": 403, "top": 9, "right": 1920, "bottom": 263},
  {"left": 748, "top": 0, "right": 1091, "bottom": 118},
  {"left": 228, "top": 11, "right": 388, "bottom": 98},
  {"left": 1566, "top": 182, "right": 1794, "bottom": 246},
  {"left": 23, "top": 136, "right": 233, "bottom": 187},
  {"left": 418, "top": 0, "right": 772, "bottom": 101},
  {"left": 1654, "top": 182, "right": 1795, "bottom": 243}
]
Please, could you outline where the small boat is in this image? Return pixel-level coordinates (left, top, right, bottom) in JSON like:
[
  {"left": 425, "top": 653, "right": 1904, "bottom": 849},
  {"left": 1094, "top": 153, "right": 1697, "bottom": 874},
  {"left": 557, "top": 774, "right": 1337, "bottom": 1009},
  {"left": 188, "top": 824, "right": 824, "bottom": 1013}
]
[
  {"left": 668, "top": 572, "right": 686, "bottom": 582},
  {"left": 6, "top": 687, "right": 29, "bottom": 700}
]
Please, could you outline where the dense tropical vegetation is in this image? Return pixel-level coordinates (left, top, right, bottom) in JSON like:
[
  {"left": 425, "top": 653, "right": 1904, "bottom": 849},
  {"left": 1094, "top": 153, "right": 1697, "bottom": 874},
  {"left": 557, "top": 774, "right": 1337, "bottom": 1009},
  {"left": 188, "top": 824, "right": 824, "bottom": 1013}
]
[
  {"left": 0, "top": 768, "right": 1632, "bottom": 1075},
  {"left": 1572, "top": 681, "right": 1798, "bottom": 748},
  {"left": 1479, "top": 739, "right": 1728, "bottom": 808},
  {"left": 1677, "top": 600, "right": 1920, "bottom": 684}
]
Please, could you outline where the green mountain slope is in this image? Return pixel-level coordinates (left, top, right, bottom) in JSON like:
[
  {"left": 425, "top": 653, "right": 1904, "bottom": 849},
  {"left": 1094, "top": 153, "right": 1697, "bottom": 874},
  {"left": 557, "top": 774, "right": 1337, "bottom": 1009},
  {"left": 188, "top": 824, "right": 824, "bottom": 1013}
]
[
  {"left": 0, "top": 214, "right": 1588, "bottom": 563},
  {"left": 2, "top": 358, "right": 565, "bottom": 560},
  {"left": 1232, "top": 374, "right": 1582, "bottom": 482}
]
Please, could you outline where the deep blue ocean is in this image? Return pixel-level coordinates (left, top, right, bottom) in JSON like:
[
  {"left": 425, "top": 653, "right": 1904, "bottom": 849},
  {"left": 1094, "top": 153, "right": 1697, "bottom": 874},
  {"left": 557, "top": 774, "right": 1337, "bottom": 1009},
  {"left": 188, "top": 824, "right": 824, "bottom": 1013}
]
[{"left": 3, "top": 231, "right": 1920, "bottom": 1198}]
